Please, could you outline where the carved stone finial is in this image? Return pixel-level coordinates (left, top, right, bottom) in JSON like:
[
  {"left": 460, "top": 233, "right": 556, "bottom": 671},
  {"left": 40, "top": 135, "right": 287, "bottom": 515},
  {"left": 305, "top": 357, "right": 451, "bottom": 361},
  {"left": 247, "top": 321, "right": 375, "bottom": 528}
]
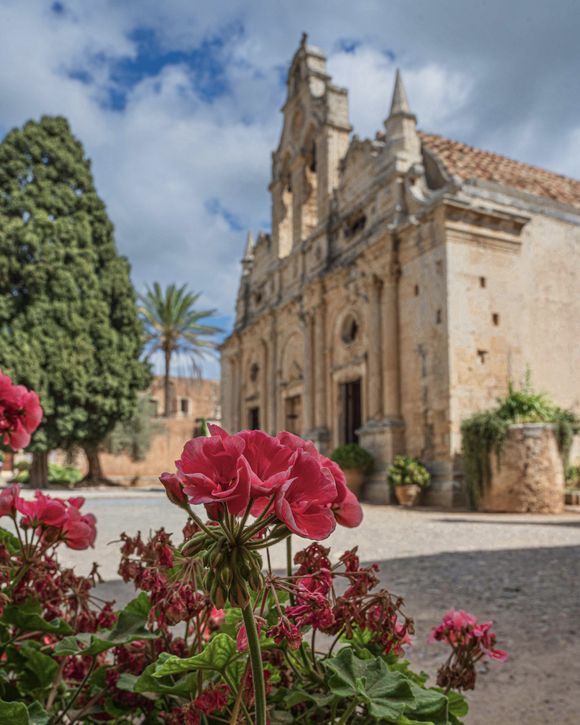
[
  {"left": 390, "top": 69, "right": 411, "bottom": 116},
  {"left": 243, "top": 230, "right": 255, "bottom": 260}
]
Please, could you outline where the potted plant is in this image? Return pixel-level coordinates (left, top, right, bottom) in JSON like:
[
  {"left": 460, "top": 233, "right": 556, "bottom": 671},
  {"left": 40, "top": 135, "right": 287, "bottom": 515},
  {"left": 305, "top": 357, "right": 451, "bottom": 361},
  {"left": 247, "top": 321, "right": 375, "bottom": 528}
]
[
  {"left": 330, "top": 443, "right": 374, "bottom": 496},
  {"left": 387, "top": 455, "right": 430, "bottom": 506}
]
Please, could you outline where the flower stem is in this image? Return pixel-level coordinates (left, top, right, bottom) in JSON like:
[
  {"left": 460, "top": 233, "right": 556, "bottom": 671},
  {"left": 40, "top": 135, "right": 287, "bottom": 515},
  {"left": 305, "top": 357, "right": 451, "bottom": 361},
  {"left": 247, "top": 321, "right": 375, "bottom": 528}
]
[
  {"left": 286, "top": 535, "right": 292, "bottom": 578},
  {"left": 241, "top": 603, "right": 266, "bottom": 725}
]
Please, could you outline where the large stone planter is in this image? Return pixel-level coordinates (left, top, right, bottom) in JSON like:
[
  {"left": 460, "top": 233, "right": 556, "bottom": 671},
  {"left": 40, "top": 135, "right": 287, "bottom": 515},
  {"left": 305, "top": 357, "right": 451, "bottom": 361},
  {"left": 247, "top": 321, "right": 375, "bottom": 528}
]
[{"left": 479, "top": 424, "right": 564, "bottom": 513}]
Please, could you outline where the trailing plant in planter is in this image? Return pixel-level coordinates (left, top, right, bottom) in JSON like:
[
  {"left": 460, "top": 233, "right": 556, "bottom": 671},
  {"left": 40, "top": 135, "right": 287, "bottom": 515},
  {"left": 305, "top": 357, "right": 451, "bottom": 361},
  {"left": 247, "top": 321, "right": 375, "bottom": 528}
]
[
  {"left": 461, "top": 378, "right": 579, "bottom": 509},
  {"left": 0, "top": 370, "right": 508, "bottom": 723}
]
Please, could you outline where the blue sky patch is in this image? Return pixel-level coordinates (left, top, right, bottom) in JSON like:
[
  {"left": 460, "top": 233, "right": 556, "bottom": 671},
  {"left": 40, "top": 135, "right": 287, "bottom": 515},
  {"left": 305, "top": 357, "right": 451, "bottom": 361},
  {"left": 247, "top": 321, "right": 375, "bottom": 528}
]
[
  {"left": 205, "top": 197, "right": 244, "bottom": 232},
  {"left": 96, "top": 24, "right": 244, "bottom": 112}
]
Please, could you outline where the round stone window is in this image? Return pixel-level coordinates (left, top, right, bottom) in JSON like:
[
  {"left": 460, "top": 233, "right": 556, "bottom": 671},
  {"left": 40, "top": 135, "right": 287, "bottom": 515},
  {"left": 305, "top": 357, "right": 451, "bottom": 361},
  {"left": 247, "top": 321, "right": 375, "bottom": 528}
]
[{"left": 341, "top": 314, "right": 359, "bottom": 345}]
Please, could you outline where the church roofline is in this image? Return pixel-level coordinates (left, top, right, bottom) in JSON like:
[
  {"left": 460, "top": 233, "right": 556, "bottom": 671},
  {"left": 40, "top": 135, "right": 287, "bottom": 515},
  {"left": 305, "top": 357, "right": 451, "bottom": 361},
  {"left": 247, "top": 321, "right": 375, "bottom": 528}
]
[{"left": 419, "top": 131, "right": 580, "bottom": 209}]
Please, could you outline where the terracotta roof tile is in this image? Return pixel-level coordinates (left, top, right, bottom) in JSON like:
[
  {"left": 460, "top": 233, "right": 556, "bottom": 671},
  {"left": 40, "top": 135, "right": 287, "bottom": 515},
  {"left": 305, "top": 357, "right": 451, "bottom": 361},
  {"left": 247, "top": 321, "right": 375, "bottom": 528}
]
[{"left": 419, "top": 131, "right": 580, "bottom": 208}]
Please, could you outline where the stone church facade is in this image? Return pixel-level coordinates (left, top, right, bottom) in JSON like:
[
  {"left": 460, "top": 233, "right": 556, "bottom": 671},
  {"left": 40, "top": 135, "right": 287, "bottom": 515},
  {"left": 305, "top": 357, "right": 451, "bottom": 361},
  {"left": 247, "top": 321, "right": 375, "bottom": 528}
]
[{"left": 220, "top": 37, "right": 580, "bottom": 505}]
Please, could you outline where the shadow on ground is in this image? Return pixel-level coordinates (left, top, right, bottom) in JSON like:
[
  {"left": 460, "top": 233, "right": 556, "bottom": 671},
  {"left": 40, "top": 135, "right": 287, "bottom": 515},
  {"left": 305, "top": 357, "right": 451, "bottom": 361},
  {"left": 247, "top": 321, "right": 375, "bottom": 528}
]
[
  {"left": 96, "top": 545, "right": 580, "bottom": 725},
  {"left": 434, "top": 517, "right": 580, "bottom": 528}
]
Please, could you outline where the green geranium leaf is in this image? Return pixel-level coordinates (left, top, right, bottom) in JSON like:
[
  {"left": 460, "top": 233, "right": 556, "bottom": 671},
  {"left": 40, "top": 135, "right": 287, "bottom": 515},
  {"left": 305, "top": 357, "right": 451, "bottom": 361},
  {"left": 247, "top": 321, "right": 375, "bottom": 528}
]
[
  {"left": 27, "top": 702, "right": 50, "bottom": 725},
  {"left": 53, "top": 595, "right": 157, "bottom": 657},
  {"left": 108, "top": 592, "right": 152, "bottom": 640},
  {"left": 154, "top": 633, "right": 238, "bottom": 677},
  {"left": 440, "top": 690, "right": 469, "bottom": 724},
  {"left": 52, "top": 636, "right": 83, "bottom": 656},
  {"left": 388, "top": 658, "right": 429, "bottom": 687},
  {"left": 20, "top": 642, "right": 59, "bottom": 690},
  {"left": 218, "top": 607, "right": 243, "bottom": 639},
  {"left": 3, "top": 601, "right": 73, "bottom": 636},
  {"left": 115, "top": 673, "right": 139, "bottom": 692},
  {"left": 0, "top": 526, "right": 20, "bottom": 555},
  {"left": 284, "top": 689, "right": 336, "bottom": 708},
  {"left": 323, "top": 648, "right": 414, "bottom": 721},
  {"left": 0, "top": 699, "right": 29, "bottom": 725},
  {"left": 406, "top": 682, "right": 449, "bottom": 722},
  {"left": 134, "top": 658, "right": 198, "bottom": 697}
]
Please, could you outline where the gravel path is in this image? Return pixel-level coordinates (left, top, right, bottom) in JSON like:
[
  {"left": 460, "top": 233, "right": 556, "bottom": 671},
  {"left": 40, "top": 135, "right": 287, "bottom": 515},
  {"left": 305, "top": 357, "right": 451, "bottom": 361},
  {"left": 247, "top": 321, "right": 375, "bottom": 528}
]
[{"left": 18, "top": 490, "right": 580, "bottom": 723}]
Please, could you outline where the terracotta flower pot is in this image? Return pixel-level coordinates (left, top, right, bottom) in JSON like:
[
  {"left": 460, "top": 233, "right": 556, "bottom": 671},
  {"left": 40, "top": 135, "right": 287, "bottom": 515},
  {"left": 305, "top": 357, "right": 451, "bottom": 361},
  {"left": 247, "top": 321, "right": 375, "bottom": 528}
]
[
  {"left": 344, "top": 468, "right": 365, "bottom": 497},
  {"left": 394, "top": 484, "right": 421, "bottom": 507}
]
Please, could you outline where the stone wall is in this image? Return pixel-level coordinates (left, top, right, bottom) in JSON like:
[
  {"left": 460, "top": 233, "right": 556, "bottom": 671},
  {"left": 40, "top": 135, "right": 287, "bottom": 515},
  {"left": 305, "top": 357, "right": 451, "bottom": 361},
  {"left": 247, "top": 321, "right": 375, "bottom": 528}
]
[{"left": 480, "top": 424, "right": 565, "bottom": 513}]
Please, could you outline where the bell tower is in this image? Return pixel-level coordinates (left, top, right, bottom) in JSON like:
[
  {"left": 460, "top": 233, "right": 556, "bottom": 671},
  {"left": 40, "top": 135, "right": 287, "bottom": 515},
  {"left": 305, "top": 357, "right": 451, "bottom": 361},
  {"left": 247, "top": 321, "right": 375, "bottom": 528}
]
[{"left": 270, "top": 34, "right": 351, "bottom": 258}]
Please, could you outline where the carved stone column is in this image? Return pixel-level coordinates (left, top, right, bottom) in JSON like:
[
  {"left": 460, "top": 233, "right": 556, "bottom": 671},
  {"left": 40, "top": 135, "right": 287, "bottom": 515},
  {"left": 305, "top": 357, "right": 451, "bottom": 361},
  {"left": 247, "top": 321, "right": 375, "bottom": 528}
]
[
  {"left": 302, "top": 311, "right": 314, "bottom": 434},
  {"left": 382, "top": 268, "right": 401, "bottom": 418},
  {"left": 268, "top": 315, "right": 277, "bottom": 434},
  {"left": 237, "top": 342, "right": 244, "bottom": 431},
  {"left": 367, "top": 275, "right": 384, "bottom": 420},
  {"left": 260, "top": 340, "right": 268, "bottom": 431},
  {"left": 314, "top": 303, "right": 327, "bottom": 428},
  {"left": 291, "top": 160, "right": 304, "bottom": 248},
  {"left": 230, "top": 345, "right": 241, "bottom": 432},
  {"left": 357, "top": 264, "right": 404, "bottom": 504}
]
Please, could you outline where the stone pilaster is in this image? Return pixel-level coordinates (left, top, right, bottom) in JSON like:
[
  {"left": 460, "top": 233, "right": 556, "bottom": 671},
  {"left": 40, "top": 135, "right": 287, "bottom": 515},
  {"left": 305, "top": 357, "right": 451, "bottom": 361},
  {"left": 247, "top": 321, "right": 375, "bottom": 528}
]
[
  {"left": 260, "top": 339, "right": 268, "bottom": 431},
  {"left": 310, "top": 301, "right": 330, "bottom": 452},
  {"left": 358, "top": 268, "right": 405, "bottom": 504},
  {"left": 268, "top": 315, "right": 278, "bottom": 434},
  {"left": 382, "top": 269, "right": 402, "bottom": 418},
  {"left": 302, "top": 311, "right": 314, "bottom": 435},
  {"left": 367, "top": 275, "right": 384, "bottom": 420},
  {"left": 291, "top": 160, "right": 304, "bottom": 248}
]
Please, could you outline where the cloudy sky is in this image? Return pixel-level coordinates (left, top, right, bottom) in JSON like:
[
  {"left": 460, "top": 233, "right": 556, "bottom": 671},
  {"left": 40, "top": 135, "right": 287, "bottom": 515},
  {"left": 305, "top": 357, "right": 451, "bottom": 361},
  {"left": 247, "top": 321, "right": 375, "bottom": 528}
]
[{"left": 1, "top": 0, "right": 579, "bottom": 376}]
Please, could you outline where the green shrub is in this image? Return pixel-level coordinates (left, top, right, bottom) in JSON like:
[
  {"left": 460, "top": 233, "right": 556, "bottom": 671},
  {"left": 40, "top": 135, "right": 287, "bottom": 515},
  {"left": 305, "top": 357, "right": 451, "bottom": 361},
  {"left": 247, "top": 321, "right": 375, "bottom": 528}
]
[
  {"left": 12, "top": 463, "right": 83, "bottom": 487},
  {"left": 566, "top": 464, "right": 580, "bottom": 489},
  {"left": 462, "top": 378, "right": 579, "bottom": 509},
  {"left": 387, "top": 455, "right": 430, "bottom": 488},
  {"left": 330, "top": 443, "right": 374, "bottom": 473}
]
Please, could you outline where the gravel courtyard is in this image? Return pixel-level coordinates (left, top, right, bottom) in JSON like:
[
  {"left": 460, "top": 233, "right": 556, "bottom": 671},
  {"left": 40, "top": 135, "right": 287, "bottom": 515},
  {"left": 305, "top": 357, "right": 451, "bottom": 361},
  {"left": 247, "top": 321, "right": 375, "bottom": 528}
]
[{"left": 48, "top": 491, "right": 580, "bottom": 724}]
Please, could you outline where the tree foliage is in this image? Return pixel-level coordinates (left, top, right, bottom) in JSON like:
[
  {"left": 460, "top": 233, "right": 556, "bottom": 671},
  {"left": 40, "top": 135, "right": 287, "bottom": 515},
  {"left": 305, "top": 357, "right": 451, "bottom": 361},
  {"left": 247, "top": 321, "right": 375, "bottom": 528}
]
[
  {"left": 0, "top": 116, "right": 149, "bottom": 460},
  {"left": 105, "top": 393, "right": 165, "bottom": 462},
  {"left": 139, "top": 283, "right": 221, "bottom": 416}
]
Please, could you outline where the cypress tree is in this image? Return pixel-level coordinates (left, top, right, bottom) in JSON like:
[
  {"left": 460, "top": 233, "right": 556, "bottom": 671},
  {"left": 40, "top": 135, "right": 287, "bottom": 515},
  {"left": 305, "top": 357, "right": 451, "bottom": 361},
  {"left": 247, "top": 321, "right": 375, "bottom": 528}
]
[{"left": 0, "top": 116, "right": 150, "bottom": 485}]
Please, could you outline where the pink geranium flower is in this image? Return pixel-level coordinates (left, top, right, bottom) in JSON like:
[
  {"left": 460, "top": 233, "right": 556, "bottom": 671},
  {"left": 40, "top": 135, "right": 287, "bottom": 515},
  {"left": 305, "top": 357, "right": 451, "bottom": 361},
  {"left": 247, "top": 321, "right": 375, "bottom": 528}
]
[
  {"left": 0, "top": 370, "right": 43, "bottom": 450},
  {"left": 61, "top": 505, "right": 97, "bottom": 550},
  {"left": 274, "top": 449, "right": 337, "bottom": 540},
  {"left": 169, "top": 429, "right": 252, "bottom": 515},
  {"left": 276, "top": 431, "right": 363, "bottom": 529},
  {"left": 17, "top": 491, "right": 68, "bottom": 528},
  {"left": 231, "top": 428, "right": 294, "bottom": 497},
  {"left": 159, "top": 472, "right": 189, "bottom": 508},
  {"left": 0, "top": 484, "right": 21, "bottom": 518}
]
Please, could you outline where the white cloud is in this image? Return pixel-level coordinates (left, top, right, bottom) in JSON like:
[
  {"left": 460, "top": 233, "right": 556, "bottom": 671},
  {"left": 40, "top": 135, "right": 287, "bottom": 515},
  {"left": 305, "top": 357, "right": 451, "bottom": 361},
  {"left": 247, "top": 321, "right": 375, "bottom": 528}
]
[{"left": 1, "top": 0, "right": 579, "bottom": 379}]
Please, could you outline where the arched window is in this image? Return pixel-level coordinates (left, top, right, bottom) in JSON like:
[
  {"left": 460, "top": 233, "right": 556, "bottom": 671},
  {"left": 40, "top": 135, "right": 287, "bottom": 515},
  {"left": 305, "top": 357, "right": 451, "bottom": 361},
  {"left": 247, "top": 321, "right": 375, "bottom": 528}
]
[{"left": 341, "top": 314, "right": 359, "bottom": 345}]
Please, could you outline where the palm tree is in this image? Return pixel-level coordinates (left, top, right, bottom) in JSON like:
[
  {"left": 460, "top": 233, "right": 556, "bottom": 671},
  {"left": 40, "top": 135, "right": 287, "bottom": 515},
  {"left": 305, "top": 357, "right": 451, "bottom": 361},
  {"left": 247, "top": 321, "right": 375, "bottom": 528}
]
[{"left": 139, "top": 283, "right": 222, "bottom": 417}]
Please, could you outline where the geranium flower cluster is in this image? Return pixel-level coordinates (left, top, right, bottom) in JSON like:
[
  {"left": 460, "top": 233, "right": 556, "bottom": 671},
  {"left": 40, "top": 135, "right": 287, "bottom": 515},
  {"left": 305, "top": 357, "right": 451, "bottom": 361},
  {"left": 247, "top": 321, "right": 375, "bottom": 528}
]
[
  {"left": 162, "top": 684, "right": 231, "bottom": 725},
  {"left": 430, "top": 609, "right": 508, "bottom": 691},
  {"left": 161, "top": 427, "right": 363, "bottom": 540},
  {"left": 118, "top": 525, "right": 215, "bottom": 629},
  {"left": 263, "top": 543, "right": 413, "bottom": 657},
  {"left": 0, "top": 485, "right": 97, "bottom": 550},
  {"left": 0, "top": 369, "right": 43, "bottom": 450}
]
